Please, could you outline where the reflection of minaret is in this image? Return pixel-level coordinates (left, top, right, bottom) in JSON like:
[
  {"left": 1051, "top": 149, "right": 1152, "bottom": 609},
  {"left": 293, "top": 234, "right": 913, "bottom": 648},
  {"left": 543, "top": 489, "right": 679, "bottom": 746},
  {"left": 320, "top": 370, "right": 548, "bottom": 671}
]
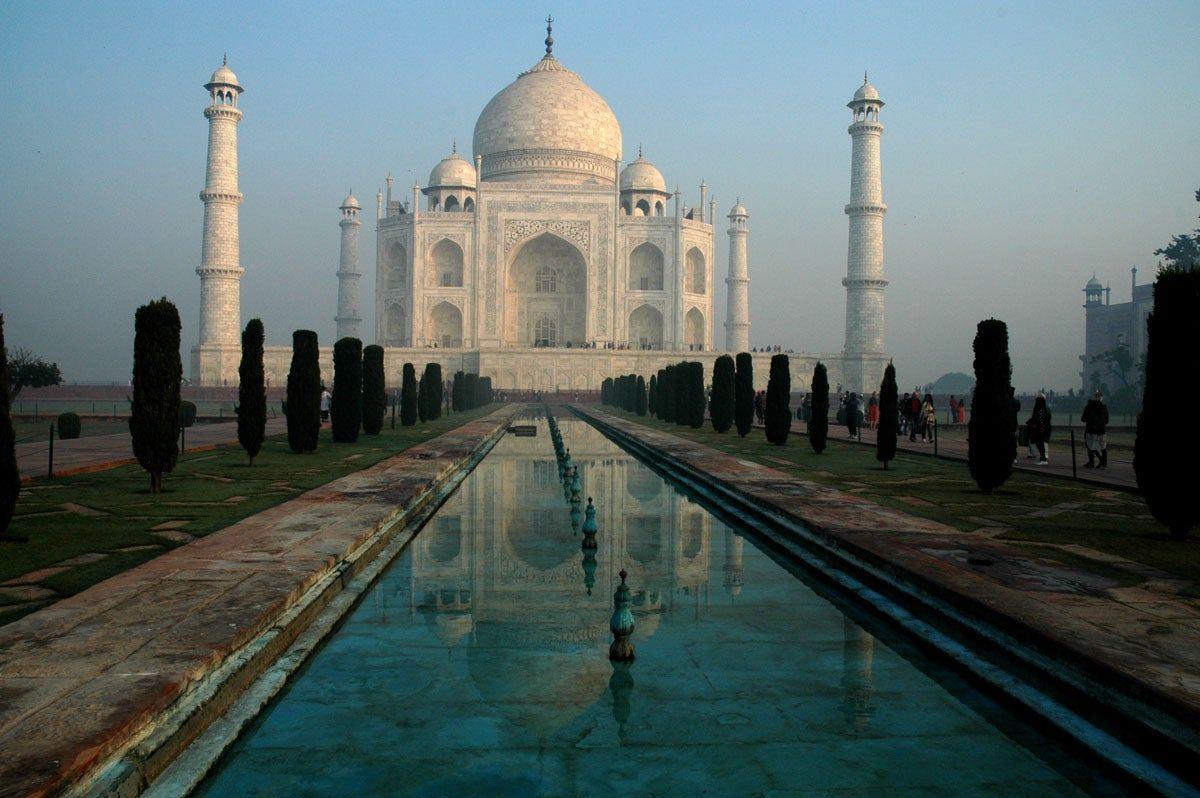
[
  {"left": 840, "top": 617, "right": 876, "bottom": 733},
  {"left": 722, "top": 530, "right": 744, "bottom": 598},
  {"left": 608, "top": 660, "right": 634, "bottom": 744}
]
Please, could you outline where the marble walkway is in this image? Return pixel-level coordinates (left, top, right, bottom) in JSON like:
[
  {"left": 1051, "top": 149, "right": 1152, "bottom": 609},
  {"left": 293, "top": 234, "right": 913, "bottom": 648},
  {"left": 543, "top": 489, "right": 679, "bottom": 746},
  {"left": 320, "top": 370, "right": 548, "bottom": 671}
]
[
  {"left": 0, "top": 406, "right": 518, "bottom": 797},
  {"left": 15, "top": 418, "right": 289, "bottom": 482},
  {"left": 580, "top": 407, "right": 1200, "bottom": 746}
]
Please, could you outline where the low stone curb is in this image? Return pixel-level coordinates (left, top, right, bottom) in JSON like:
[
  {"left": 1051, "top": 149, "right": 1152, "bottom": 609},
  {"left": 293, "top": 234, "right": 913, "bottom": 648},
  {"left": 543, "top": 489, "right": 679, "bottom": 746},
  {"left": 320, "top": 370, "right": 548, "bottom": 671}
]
[
  {"left": 0, "top": 406, "right": 520, "bottom": 798},
  {"left": 576, "top": 406, "right": 1199, "bottom": 795}
]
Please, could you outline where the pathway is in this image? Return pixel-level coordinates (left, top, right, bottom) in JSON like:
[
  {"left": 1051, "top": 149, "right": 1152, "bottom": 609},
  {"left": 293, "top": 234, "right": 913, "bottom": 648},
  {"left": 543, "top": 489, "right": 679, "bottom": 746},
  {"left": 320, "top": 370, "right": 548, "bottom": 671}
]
[
  {"left": 15, "top": 418, "right": 288, "bottom": 481},
  {"left": 0, "top": 406, "right": 519, "bottom": 797}
]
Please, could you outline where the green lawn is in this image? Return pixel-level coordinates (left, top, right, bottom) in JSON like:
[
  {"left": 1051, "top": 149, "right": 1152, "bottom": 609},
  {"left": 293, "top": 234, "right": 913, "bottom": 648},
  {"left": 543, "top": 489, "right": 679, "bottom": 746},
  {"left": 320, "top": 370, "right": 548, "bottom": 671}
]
[
  {"left": 0, "top": 406, "right": 498, "bottom": 626},
  {"left": 606, "top": 409, "right": 1198, "bottom": 588}
]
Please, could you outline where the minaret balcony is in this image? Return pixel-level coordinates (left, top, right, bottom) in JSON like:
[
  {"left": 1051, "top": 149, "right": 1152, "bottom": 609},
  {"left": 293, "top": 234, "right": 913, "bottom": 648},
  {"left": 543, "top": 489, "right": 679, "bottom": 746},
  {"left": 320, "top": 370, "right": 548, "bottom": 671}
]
[{"left": 844, "top": 202, "right": 887, "bottom": 215}]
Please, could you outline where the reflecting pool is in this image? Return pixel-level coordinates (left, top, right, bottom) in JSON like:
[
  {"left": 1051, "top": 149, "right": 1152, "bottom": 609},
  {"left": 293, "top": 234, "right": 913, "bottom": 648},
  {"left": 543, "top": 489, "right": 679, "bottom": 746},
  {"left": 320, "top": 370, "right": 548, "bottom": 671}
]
[{"left": 196, "top": 416, "right": 1110, "bottom": 796}]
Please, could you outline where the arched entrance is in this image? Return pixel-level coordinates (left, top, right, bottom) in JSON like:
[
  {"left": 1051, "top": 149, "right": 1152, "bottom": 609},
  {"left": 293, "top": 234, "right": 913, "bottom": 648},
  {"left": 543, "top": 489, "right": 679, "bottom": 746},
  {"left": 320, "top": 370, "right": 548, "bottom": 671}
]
[
  {"left": 628, "top": 242, "right": 664, "bottom": 291},
  {"left": 386, "top": 303, "right": 407, "bottom": 345},
  {"left": 429, "top": 301, "right": 463, "bottom": 348},
  {"left": 504, "top": 233, "right": 587, "bottom": 347},
  {"left": 685, "top": 307, "right": 705, "bottom": 349},
  {"left": 628, "top": 304, "right": 663, "bottom": 350}
]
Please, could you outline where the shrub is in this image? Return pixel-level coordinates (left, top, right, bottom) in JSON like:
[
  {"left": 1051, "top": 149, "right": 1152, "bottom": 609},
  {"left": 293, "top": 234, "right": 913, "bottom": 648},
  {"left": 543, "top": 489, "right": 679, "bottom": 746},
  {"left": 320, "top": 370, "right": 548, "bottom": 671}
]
[
  {"left": 362, "top": 345, "right": 386, "bottom": 435},
  {"left": 636, "top": 375, "right": 648, "bottom": 416},
  {"left": 711, "top": 355, "right": 735, "bottom": 433},
  {"left": 809, "top": 362, "right": 829, "bottom": 454},
  {"left": 286, "top": 330, "right": 321, "bottom": 453},
  {"left": 876, "top": 362, "right": 899, "bottom": 469},
  {"left": 331, "top": 338, "right": 363, "bottom": 443},
  {"left": 1135, "top": 267, "right": 1200, "bottom": 539},
  {"left": 400, "top": 362, "right": 418, "bottom": 426},
  {"left": 765, "top": 354, "right": 791, "bottom": 445},
  {"left": 968, "top": 319, "right": 1016, "bottom": 494},
  {"left": 687, "top": 362, "right": 705, "bottom": 428},
  {"left": 0, "top": 315, "right": 20, "bottom": 540},
  {"left": 452, "top": 371, "right": 465, "bottom": 412},
  {"left": 237, "top": 318, "right": 266, "bottom": 463},
  {"left": 423, "top": 363, "right": 443, "bottom": 420},
  {"left": 734, "top": 353, "right": 754, "bottom": 437},
  {"left": 56, "top": 412, "right": 81, "bottom": 440},
  {"left": 130, "top": 298, "right": 182, "bottom": 492}
]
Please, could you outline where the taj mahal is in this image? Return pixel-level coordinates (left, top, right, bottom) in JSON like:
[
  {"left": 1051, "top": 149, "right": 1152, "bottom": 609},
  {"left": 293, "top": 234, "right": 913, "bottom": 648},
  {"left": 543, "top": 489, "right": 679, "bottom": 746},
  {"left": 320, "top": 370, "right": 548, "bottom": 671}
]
[{"left": 191, "top": 21, "right": 891, "bottom": 392}]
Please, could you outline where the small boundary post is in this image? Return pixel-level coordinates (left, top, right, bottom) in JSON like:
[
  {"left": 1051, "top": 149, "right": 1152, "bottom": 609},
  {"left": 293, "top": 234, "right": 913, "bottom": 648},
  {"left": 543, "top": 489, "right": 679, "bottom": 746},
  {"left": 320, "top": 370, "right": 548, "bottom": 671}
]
[
  {"left": 933, "top": 422, "right": 938, "bottom": 457},
  {"left": 1070, "top": 429, "right": 1077, "bottom": 478},
  {"left": 47, "top": 424, "right": 55, "bottom": 479}
]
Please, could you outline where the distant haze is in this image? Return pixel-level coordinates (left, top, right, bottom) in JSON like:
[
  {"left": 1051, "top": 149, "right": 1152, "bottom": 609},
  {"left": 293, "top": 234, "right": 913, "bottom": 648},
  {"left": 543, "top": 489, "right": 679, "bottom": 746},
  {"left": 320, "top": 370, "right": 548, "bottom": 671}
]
[{"left": 1, "top": 1, "right": 1197, "bottom": 392}]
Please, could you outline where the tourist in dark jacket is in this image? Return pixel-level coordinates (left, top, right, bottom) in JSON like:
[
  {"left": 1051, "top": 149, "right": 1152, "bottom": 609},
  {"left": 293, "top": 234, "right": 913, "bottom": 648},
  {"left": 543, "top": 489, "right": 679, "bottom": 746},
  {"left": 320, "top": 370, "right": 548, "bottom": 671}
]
[
  {"left": 1027, "top": 394, "right": 1052, "bottom": 465},
  {"left": 906, "top": 390, "right": 922, "bottom": 441},
  {"left": 1080, "top": 391, "right": 1110, "bottom": 469},
  {"left": 846, "top": 393, "right": 860, "bottom": 438}
]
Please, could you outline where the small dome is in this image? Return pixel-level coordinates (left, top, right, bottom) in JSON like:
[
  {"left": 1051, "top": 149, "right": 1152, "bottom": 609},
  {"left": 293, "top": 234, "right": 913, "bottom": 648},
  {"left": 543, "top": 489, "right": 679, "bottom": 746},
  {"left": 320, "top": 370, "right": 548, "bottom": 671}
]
[
  {"left": 207, "top": 61, "right": 240, "bottom": 88},
  {"left": 1085, "top": 275, "right": 1103, "bottom": 290},
  {"left": 729, "top": 201, "right": 748, "bottom": 217},
  {"left": 340, "top": 191, "right": 360, "bottom": 209},
  {"left": 620, "top": 156, "right": 666, "bottom": 194},
  {"left": 428, "top": 151, "right": 477, "bottom": 189},
  {"left": 853, "top": 81, "right": 880, "bottom": 102}
]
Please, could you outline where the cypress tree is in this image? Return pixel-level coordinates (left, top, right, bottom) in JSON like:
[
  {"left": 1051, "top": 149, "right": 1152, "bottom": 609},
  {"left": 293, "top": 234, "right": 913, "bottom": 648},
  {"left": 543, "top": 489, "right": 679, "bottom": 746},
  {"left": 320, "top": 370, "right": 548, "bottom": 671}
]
[
  {"left": 764, "top": 354, "right": 791, "bottom": 445},
  {"left": 655, "top": 369, "right": 666, "bottom": 419},
  {"left": 688, "top": 362, "right": 706, "bottom": 428},
  {"left": 331, "top": 337, "right": 362, "bottom": 443},
  {"left": 423, "top": 363, "right": 443, "bottom": 420},
  {"left": 416, "top": 367, "right": 428, "bottom": 422},
  {"left": 286, "top": 330, "right": 321, "bottom": 453},
  {"left": 361, "top": 345, "right": 386, "bottom": 435},
  {"left": 237, "top": 318, "right": 266, "bottom": 464},
  {"left": 711, "top": 355, "right": 735, "bottom": 433},
  {"left": 674, "top": 362, "right": 690, "bottom": 426},
  {"left": 810, "top": 362, "right": 829, "bottom": 454},
  {"left": 968, "top": 319, "right": 1017, "bottom": 494},
  {"left": 400, "top": 362, "right": 418, "bottom": 426},
  {"left": 876, "top": 362, "right": 899, "bottom": 469},
  {"left": 452, "top": 371, "right": 465, "bottom": 412},
  {"left": 626, "top": 373, "right": 638, "bottom": 413},
  {"left": 648, "top": 374, "right": 658, "bottom": 416},
  {"left": 1135, "top": 267, "right": 1200, "bottom": 539},
  {"left": 734, "top": 353, "right": 754, "bottom": 437},
  {"left": 636, "top": 375, "right": 648, "bottom": 416},
  {"left": 0, "top": 315, "right": 23, "bottom": 541},
  {"left": 480, "top": 376, "right": 492, "bottom": 406},
  {"left": 465, "top": 373, "right": 479, "bottom": 411},
  {"left": 130, "top": 298, "right": 182, "bottom": 492},
  {"left": 601, "top": 377, "right": 613, "bottom": 405}
]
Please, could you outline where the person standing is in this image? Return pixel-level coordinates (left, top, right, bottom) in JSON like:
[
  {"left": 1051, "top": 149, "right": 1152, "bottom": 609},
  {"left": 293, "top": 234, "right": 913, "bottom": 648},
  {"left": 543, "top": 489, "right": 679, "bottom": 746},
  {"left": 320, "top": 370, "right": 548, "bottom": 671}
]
[
  {"left": 846, "top": 392, "right": 860, "bottom": 438},
  {"left": 1027, "top": 393, "right": 1052, "bottom": 465},
  {"left": 867, "top": 391, "right": 879, "bottom": 430},
  {"left": 1081, "top": 390, "right": 1109, "bottom": 469},
  {"left": 319, "top": 386, "right": 332, "bottom": 423},
  {"left": 907, "top": 390, "right": 922, "bottom": 442}
]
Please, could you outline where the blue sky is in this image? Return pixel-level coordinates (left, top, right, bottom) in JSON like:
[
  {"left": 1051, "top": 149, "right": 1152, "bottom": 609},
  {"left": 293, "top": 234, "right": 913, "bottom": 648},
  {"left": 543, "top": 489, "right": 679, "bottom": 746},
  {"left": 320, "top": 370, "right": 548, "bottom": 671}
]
[{"left": 1, "top": 0, "right": 1197, "bottom": 390}]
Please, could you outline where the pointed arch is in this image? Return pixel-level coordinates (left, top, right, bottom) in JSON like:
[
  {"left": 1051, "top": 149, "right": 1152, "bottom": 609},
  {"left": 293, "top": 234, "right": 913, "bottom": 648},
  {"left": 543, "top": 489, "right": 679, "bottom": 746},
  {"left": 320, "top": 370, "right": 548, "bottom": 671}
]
[
  {"left": 431, "top": 238, "right": 464, "bottom": 287},
  {"left": 635, "top": 199, "right": 651, "bottom": 216},
  {"left": 386, "top": 242, "right": 407, "bottom": 289},
  {"left": 463, "top": 197, "right": 475, "bottom": 212},
  {"left": 685, "top": 307, "right": 705, "bottom": 349},
  {"left": 428, "top": 301, "right": 462, "bottom": 348},
  {"left": 685, "top": 247, "right": 706, "bottom": 294},
  {"left": 443, "top": 195, "right": 460, "bottom": 212},
  {"left": 504, "top": 232, "right": 587, "bottom": 347},
  {"left": 628, "top": 242, "right": 664, "bottom": 291},
  {"left": 628, "top": 304, "right": 664, "bottom": 350},
  {"left": 386, "top": 302, "right": 407, "bottom": 345}
]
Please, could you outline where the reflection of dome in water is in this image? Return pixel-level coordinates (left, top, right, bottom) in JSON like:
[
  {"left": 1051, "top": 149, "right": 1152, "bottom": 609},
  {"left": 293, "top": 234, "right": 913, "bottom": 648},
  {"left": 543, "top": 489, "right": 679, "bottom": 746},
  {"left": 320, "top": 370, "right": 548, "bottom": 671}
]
[
  {"left": 467, "top": 619, "right": 610, "bottom": 739},
  {"left": 424, "top": 610, "right": 474, "bottom": 648},
  {"left": 427, "top": 520, "right": 462, "bottom": 563}
]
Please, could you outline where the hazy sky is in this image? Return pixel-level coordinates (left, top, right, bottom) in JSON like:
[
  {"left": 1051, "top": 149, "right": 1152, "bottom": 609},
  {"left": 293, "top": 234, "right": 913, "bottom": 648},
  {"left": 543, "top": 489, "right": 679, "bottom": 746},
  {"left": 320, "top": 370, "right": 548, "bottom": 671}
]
[{"left": 1, "top": 0, "right": 1197, "bottom": 391}]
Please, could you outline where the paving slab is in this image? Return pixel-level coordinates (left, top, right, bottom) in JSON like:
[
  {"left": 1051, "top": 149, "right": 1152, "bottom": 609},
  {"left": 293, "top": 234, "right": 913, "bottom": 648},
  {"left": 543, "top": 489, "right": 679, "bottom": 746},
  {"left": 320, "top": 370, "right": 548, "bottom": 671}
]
[
  {"left": 579, "top": 407, "right": 1200, "bottom": 728},
  {"left": 0, "top": 406, "right": 519, "bottom": 797}
]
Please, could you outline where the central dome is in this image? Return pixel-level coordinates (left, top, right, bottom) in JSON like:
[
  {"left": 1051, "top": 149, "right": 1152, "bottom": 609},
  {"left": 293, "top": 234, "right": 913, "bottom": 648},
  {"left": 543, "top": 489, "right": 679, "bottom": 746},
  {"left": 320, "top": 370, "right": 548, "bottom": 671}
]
[{"left": 472, "top": 53, "right": 622, "bottom": 186}]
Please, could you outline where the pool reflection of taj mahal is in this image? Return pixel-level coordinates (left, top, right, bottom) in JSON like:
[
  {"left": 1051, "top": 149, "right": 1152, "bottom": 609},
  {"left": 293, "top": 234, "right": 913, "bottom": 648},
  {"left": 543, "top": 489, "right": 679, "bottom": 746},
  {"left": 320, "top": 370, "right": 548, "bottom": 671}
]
[{"left": 192, "top": 21, "right": 891, "bottom": 392}]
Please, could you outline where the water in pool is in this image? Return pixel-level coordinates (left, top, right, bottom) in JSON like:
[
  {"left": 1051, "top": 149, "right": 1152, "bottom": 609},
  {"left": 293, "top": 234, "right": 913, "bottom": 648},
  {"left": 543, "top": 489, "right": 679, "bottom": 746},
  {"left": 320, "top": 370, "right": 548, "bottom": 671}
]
[{"left": 196, "top": 416, "right": 1111, "bottom": 796}]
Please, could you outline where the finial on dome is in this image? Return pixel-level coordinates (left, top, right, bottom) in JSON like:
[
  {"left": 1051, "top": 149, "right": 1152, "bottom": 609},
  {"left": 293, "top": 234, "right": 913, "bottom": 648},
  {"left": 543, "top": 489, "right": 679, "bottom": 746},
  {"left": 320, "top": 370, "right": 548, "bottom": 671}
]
[
  {"left": 223, "top": 53, "right": 228, "bottom": 66},
  {"left": 638, "top": 143, "right": 643, "bottom": 159},
  {"left": 863, "top": 71, "right": 868, "bottom": 84},
  {"left": 452, "top": 139, "right": 457, "bottom": 154},
  {"left": 545, "top": 15, "right": 554, "bottom": 55}
]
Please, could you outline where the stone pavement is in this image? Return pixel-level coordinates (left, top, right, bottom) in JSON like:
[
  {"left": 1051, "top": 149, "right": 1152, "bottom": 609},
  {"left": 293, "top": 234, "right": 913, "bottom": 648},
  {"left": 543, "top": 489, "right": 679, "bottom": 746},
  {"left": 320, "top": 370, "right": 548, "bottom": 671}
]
[
  {"left": 580, "top": 407, "right": 1200, "bottom": 750},
  {"left": 0, "top": 406, "right": 518, "bottom": 798},
  {"left": 15, "top": 418, "right": 288, "bottom": 482}
]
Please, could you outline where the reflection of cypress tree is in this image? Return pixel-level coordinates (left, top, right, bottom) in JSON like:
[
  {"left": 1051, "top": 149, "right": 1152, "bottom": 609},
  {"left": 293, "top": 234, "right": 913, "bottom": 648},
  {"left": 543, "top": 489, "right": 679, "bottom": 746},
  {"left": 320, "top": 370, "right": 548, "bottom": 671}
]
[
  {"left": 1135, "top": 267, "right": 1200, "bottom": 539},
  {"left": 734, "top": 352, "right": 754, "bottom": 437},
  {"left": 876, "top": 362, "right": 898, "bottom": 469},
  {"left": 809, "top": 362, "right": 829, "bottom": 454},
  {"left": 840, "top": 617, "right": 876, "bottom": 734}
]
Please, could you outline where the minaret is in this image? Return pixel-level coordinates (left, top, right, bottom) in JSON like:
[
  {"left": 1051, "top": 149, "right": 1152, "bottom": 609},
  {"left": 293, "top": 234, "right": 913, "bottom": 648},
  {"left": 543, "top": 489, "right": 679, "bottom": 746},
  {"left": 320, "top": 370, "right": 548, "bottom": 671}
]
[
  {"left": 195, "top": 57, "right": 244, "bottom": 382},
  {"left": 335, "top": 191, "right": 362, "bottom": 340},
  {"left": 843, "top": 73, "right": 887, "bottom": 366},
  {"left": 724, "top": 200, "right": 750, "bottom": 353}
]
